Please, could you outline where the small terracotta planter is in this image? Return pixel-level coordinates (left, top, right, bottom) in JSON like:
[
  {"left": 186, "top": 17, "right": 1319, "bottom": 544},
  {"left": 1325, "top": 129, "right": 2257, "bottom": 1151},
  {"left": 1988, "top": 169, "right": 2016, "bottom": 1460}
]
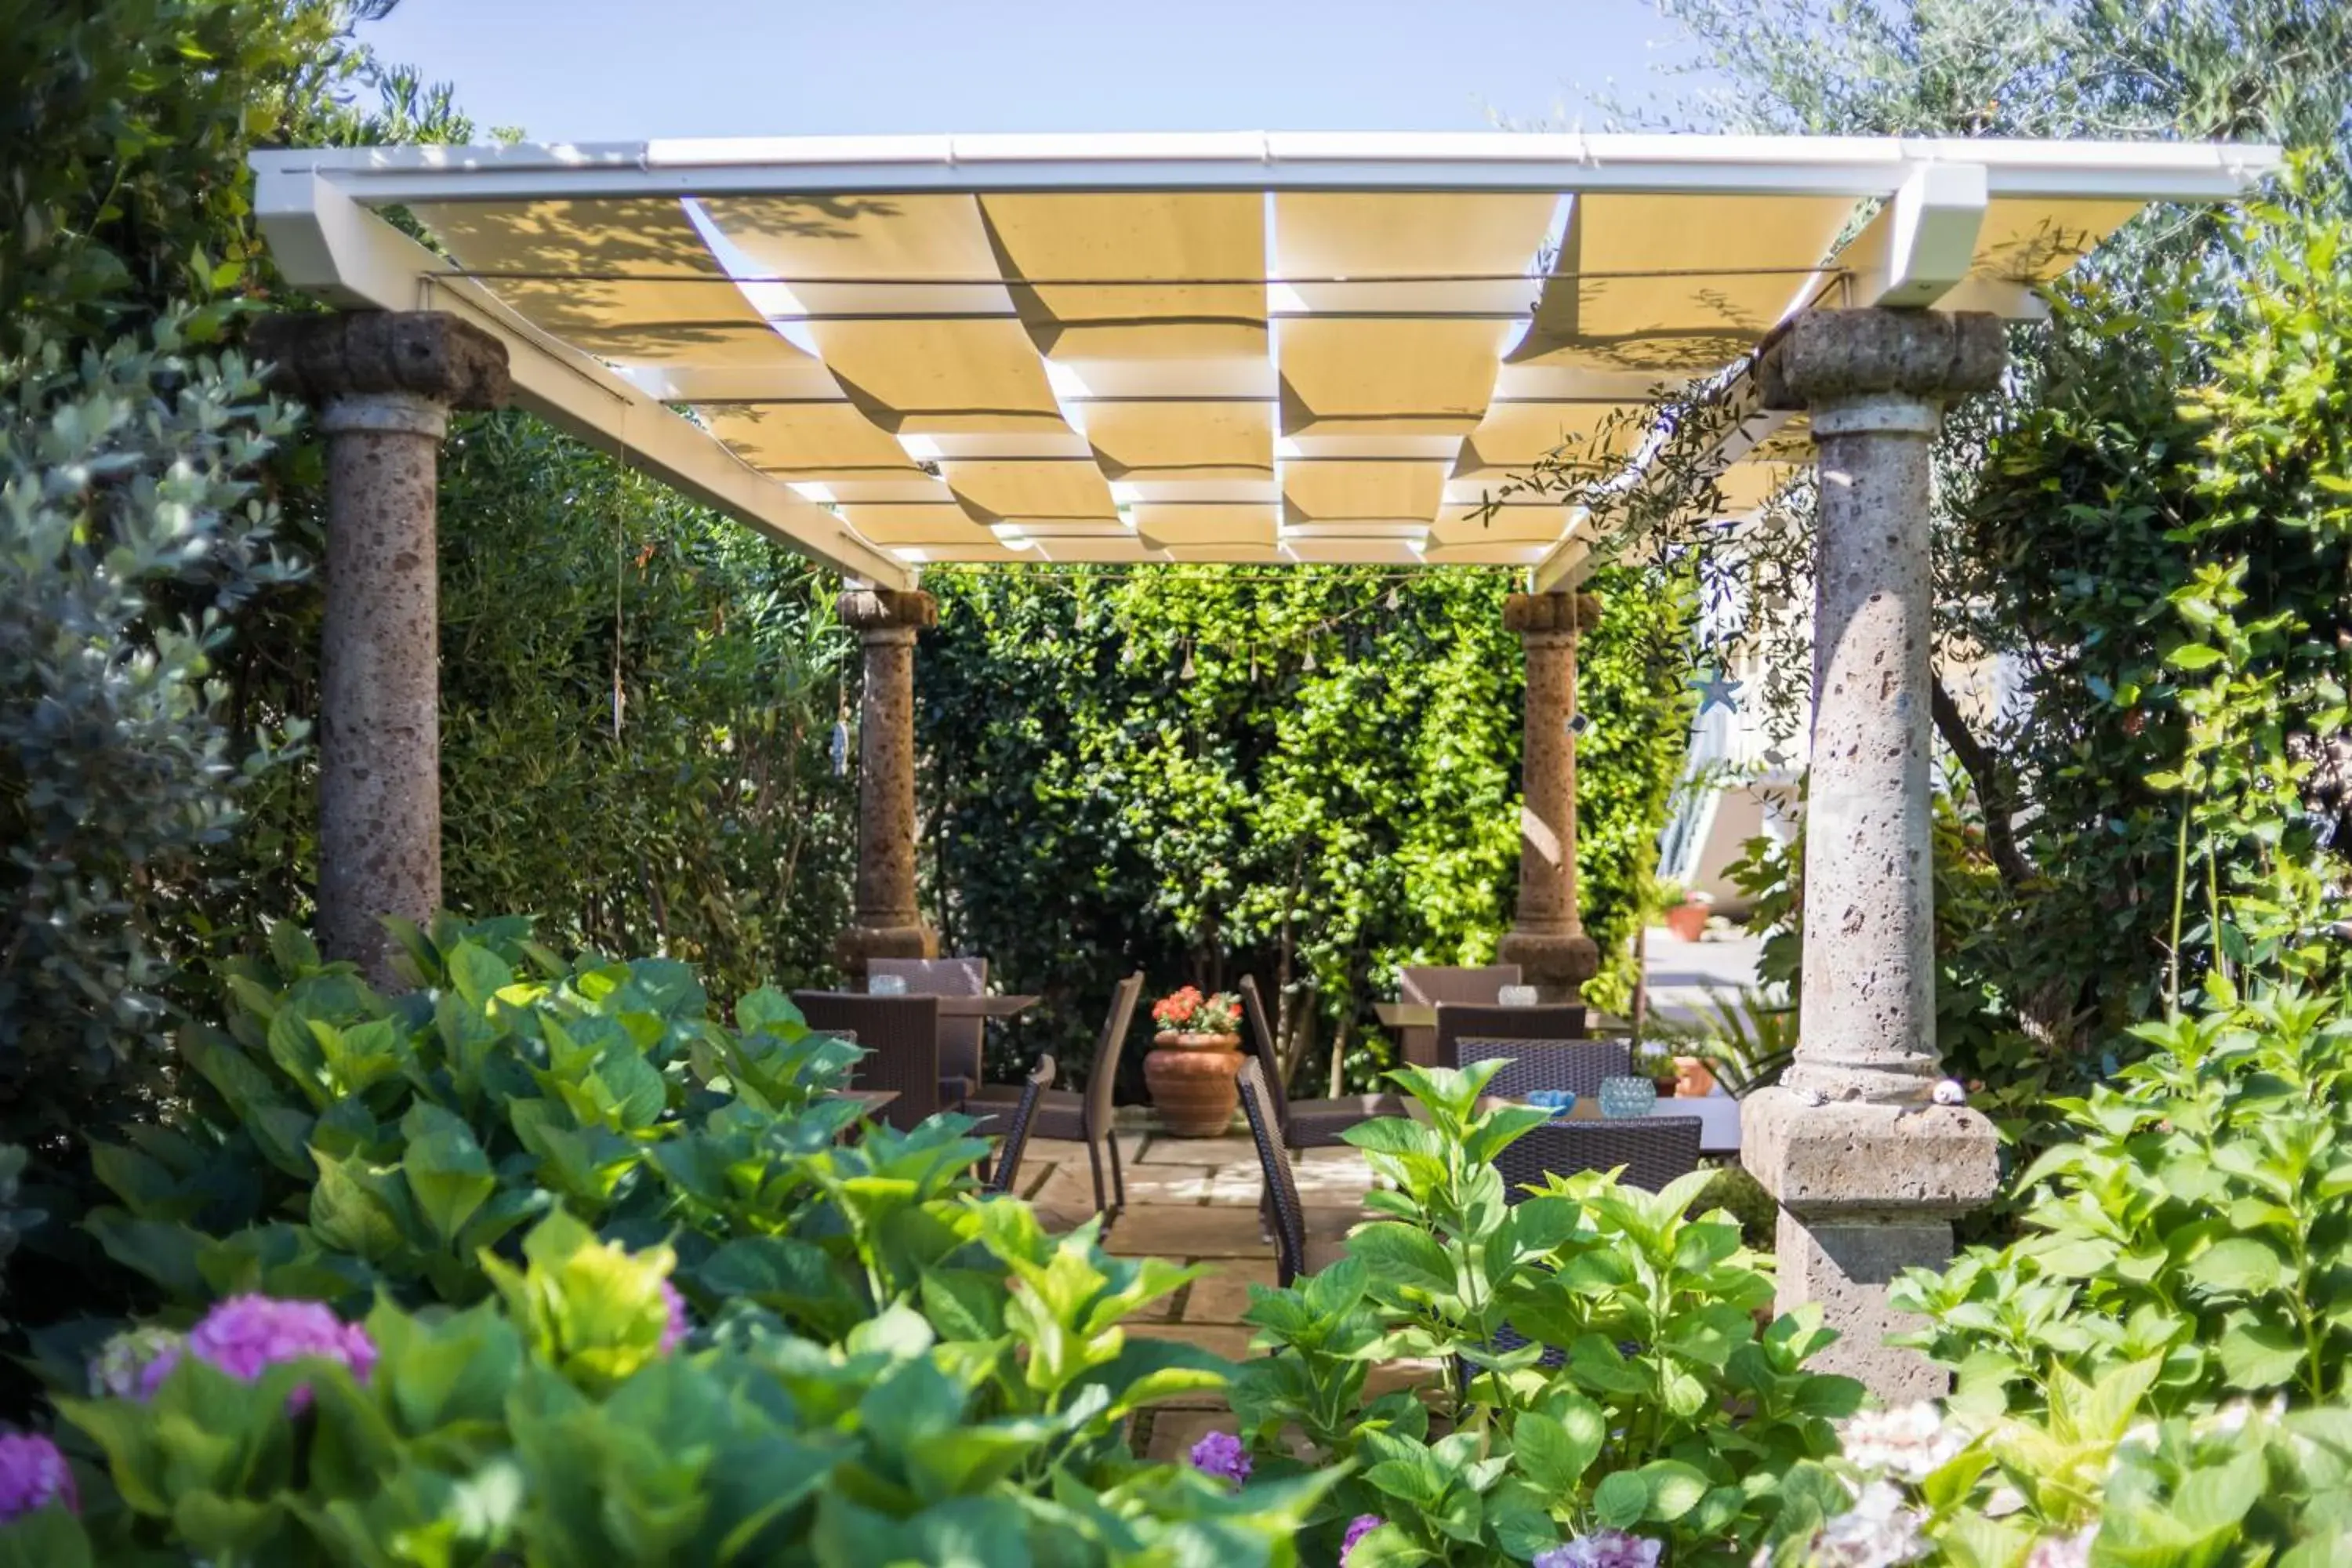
[
  {"left": 1671, "top": 1055, "right": 1717, "bottom": 1098},
  {"left": 1144, "top": 1031, "right": 1244, "bottom": 1136},
  {"left": 1663, "top": 900, "right": 1709, "bottom": 942}
]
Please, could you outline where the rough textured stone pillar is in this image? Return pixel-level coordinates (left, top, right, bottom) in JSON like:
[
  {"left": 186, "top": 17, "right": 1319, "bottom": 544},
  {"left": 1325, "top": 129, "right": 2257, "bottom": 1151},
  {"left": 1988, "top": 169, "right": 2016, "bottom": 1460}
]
[
  {"left": 837, "top": 586, "right": 940, "bottom": 975},
  {"left": 1740, "top": 308, "right": 2005, "bottom": 1401},
  {"left": 1498, "top": 591, "right": 1602, "bottom": 1003},
  {"left": 251, "top": 311, "right": 509, "bottom": 988}
]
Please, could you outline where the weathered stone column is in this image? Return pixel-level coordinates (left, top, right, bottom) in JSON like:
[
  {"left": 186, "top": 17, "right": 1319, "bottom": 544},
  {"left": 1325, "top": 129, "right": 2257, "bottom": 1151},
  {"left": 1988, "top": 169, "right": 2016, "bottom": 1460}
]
[
  {"left": 1740, "top": 308, "right": 2005, "bottom": 1401},
  {"left": 837, "top": 586, "right": 939, "bottom": 975},
  {"left": 252, "top": 311, "right": 509, "bottom": 988},
  {"left": 1498, "top": 591, "right": 1602, "bottom": 1003}
]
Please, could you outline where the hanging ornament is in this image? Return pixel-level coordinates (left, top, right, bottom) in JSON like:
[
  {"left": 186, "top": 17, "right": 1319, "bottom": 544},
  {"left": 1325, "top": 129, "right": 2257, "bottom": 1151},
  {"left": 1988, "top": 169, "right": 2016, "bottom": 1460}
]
[
  {"left": 1180, "top": 643, "right": 1196, "bottom": 680},
  {"left": 1385, "top": 586, "right": 1400, "bottom": 612},
  {"left": 1301, "top": 646, "right": 1318, "bottom": 673},
  {"left": 830, "top": 681, "right": 851, "bottom": 777},
  {"left": 1693, "top": 668, "right": 1744, "bottom": 715},
  {"left": 1249, "top": 651, "right": 1259, "bottom": 683}
]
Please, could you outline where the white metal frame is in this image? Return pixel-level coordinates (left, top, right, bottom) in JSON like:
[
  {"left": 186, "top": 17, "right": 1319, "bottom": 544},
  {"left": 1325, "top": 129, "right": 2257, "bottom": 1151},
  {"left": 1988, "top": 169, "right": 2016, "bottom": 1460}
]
[{"left": 252, "top": 132, "right": 2280, "bottom": 589}]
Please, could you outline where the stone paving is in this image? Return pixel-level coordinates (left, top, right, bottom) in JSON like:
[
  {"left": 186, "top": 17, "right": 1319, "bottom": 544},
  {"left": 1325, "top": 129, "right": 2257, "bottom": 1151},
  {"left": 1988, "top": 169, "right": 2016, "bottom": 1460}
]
[{"left": 1014, "top": 1131, "right": 1443, "bottom": 1461}]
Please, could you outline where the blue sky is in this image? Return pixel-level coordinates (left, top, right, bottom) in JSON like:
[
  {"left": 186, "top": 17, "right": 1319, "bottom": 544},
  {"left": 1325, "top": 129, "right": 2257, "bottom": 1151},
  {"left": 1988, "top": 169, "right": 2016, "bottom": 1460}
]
[{"left": 361, "top": 0, "right": 1697, "bottom": 142}]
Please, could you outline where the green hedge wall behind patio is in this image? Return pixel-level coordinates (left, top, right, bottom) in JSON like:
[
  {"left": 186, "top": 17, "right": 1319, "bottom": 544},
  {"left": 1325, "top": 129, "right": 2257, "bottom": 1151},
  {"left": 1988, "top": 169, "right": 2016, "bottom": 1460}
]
[{"left": 914, "top": 562, "right": 1697, "bottom": 1094}]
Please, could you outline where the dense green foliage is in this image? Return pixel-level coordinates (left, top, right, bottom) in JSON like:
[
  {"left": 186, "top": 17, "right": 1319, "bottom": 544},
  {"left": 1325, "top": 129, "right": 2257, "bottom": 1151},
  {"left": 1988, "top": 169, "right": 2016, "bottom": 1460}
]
[
  {"left": 1229, "top": 1064, "right": 1862, "bottom": 1565},
  {"left": 1, "top": 920, "right": 1311, "bottom": 1563},
  {"left": 0, "top": 326, "right": 304, "bottom": 1163},
  {"left": 918, "top": 564, "right": 1694, "bottom": 1090}
]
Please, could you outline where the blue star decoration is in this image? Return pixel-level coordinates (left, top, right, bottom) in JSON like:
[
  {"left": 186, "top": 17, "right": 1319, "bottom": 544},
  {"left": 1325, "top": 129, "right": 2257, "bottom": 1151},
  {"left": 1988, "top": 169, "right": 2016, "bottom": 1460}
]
[{"left": 1693, "top": 670, "right": 1744, "bottom": 715}]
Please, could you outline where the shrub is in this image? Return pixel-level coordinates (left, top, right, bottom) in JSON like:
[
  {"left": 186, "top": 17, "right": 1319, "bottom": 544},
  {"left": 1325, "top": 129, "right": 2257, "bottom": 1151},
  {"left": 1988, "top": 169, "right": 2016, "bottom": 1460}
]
[
  {"left": 0, "top": 324, "right": 304, "bottom": 1158},
  {"left": 21, "top": 1209, "right": 1326, "bottom": 1565},
  {"left": 1891, "top": 987, "right": 2350, "bottom": 1420},
  {"left": 1226, "top": 1062, "right": 1860, "bottom": 1566}
]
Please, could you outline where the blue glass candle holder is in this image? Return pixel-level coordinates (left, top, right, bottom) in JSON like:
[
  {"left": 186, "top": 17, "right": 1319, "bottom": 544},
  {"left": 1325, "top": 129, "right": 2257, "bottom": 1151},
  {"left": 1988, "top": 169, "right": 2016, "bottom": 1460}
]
[
  {"left": 1526, "top": 1089, "right": 1577, "bottom": 1119},
  {"left": 1598, "top": 1076, "right": 1657, "bottom": 1119}
]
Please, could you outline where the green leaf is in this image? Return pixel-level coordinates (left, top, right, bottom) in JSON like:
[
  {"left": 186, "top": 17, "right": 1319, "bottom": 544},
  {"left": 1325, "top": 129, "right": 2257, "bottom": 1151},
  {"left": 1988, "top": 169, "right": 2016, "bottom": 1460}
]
[
  {"left": 1514, "top": 1401, "right": 1605, "bottom": 1494},
  {"left": 1593, "top": 1469, "right": 1650, "bottom": 1530},
  {"left": 2165, "top": 642, "right": 2226, "bottom": 671},
  {"left": 2185, "top": 1237, "right": 2285, "bottom": 1298}
]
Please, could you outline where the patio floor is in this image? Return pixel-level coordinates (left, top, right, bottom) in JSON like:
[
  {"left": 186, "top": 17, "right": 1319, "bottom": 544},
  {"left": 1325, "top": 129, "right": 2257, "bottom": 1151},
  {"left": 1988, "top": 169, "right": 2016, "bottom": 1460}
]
[{"left": 1014, "top": 1131, "right": 1443, "bottom": 1461}]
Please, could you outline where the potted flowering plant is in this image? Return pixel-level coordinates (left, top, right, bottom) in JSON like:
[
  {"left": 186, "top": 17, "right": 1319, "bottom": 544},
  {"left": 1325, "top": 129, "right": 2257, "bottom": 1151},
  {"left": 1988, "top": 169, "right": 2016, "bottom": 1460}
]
[{"left": 1144, "top": 985, "right": 1247, "bottom": 1136}]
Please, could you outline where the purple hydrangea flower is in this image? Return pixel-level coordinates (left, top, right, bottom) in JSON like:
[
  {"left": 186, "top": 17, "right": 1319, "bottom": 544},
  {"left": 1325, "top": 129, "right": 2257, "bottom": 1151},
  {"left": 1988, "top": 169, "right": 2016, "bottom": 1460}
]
[
  {"left": 1534, "top": 1530, "right": 1663, "bottom": 1568},
  {"left": 143, "top": 1295, "right": 376, "bottom": 1410},
  {"left": 88, "top": 1326, "right": 186, "bottom": 1402},
  {"left": 0, "top": 1433, "right": 77, "bottom": 1523},
  {"left": 660, "top": 1279, "right": 691, "bottom": 1355},
  {"left": 1341, "top": 1514, "right": 1384, "bottom": 1563},
  {"left": 1188, "top": 1429, "right": 1251, "bottom": 1488}
]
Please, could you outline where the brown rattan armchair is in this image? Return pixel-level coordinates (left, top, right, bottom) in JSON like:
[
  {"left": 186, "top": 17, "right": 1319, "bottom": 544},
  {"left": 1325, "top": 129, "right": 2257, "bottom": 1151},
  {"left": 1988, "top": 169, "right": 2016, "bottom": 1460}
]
[
  {"left": 869, "top": 956, "right": 988, "bottom": 1091},
  {"left": 1434, "top": 1002, "right": 1591, "bottom": 1070},
  {"left": 789, "top": 991, "right": 943, "bottom": 1132},
  {"left": 1237, "top": 976, "right": 1405, "bottom": 1149},
  {"left": 1237, "top": 1058, "right": 1348, "bottom": 1288},
  {"left": 1450, "top": 1036, "right": 1631, "bottom": 1100},
  {"left": 980, "top": 1054, "right": 1056, "bottom": 1197},
  {"left": 964, "top": 972, "right": 1142, "bottom": 1222}
]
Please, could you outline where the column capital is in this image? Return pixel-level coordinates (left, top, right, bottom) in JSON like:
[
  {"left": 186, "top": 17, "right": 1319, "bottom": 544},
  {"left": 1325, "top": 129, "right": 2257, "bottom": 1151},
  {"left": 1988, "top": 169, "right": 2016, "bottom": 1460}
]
[
  {"left": 1502, "top": 590, "right": 1602, "bottom": 641},
  {"left": 250, "top": 310, "right": 510, "bottom": 411},
  {"left": 837, "top": 587, "right": 939, "bottom": 638},
  {"left": 1757, "top": 308, "right": 2005, "bottom": 417}
]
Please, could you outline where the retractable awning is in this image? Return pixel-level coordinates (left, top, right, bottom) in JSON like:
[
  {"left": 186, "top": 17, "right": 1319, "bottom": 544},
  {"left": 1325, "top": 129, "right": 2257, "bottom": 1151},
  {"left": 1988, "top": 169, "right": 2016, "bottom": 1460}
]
[{"left": 252, "top": 132, "right": 2278, "bottom": 591}]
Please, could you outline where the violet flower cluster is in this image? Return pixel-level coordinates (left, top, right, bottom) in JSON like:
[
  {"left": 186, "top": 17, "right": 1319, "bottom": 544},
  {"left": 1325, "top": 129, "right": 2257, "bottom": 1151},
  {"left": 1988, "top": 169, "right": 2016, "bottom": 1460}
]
[
  {"left": 0, "top": 1433, "right": 76, "bottom": 1524},
  {"left": 1187, "top": 1430, "right": 1251, "bottom": 1488},
  {"left": 1534, "top": 1530, "right": 1664, "bottom": 1568},
  {"left": 1835, "top": 1403, "right": 1966, "bottom": 1485},
  {"left": 1340, "top": 1513, "right": 1384, "bottom": 1563},
  {"left": 131, "top": 1295, "right": 376, "bottom": 1410},
  {"left": 660, "top": 1279, "right": 692, "bottom": 1355}
]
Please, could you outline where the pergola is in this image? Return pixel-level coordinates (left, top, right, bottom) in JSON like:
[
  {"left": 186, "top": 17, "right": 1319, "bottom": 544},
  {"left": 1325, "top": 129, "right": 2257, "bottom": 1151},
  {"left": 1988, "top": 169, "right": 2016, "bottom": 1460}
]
[{"left": 248, "top": 130, "right": 2276, "bottom": 1396}]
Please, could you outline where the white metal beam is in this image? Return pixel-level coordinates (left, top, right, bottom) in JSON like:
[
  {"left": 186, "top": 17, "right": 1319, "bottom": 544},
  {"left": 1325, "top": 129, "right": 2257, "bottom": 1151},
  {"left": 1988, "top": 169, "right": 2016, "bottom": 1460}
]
[
  {"left": 252, "top": 133, "right": 2275, "bottom": 205},
  {"left": 252, "top": 169, "right": 913, "bottom": 589}
]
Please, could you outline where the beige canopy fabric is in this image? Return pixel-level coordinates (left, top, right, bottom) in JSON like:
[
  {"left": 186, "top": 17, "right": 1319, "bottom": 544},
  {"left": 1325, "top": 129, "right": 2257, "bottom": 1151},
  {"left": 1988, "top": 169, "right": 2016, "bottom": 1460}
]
[{"left": 255, "top": 132, "right": 2278, "bottom": 587}]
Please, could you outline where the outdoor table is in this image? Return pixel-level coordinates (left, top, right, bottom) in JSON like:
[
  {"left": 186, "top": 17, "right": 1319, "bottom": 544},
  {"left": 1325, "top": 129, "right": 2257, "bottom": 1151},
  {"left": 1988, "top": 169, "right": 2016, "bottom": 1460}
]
[
  {"left": 1410, "top": 1091, "right": 1740, "bottom": 1154},
  {"left": 1373, "top": 1001, "right": 1634, "bottom": 1036},
  {"left": 931, "top": 993, "right": 1041, "bottom": 1020}
]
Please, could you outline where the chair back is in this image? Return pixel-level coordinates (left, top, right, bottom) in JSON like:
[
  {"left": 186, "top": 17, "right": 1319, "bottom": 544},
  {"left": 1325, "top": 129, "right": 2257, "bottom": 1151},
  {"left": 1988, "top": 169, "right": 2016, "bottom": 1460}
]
[
  {"left": 982, "top": 1054, "right": 1056, "bottom": 1197},
  {"left": 789, "top": 991, "right": 941, "bottom": 1132},
  {"left": 1236, "top": 975, "right": 1292, "bottom": 1133},
  {"left": 869, "top": 956, "right": 988, "bottom": 1084},
  {"left": 1237, "top": 1057, "right": 1308, "bottom": 1287},
  {"left": 1435, "top": 1002, "right": 1590, "bottom": 1069},
  {"left": 1081, "top": 972, "right": 1143, "bottom": 1140},
  {"left": 1401, "top": 964, "right": 1521, "bottom": 1007},
  {"left": 1452, "top": 1036, "right": 1631, "bottom": 1099},
  {"left": 1492, "top": 1118, "right": 1702, "bottom": 1196}
]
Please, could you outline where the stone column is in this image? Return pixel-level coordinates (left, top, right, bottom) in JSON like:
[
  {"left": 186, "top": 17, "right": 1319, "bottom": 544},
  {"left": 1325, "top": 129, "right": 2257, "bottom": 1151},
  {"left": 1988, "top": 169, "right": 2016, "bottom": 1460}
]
[
  {"left": 1740, "top": 308, "right": 2005, "bottom": 1401},
  {"left": 837, "top": 586, "right": 940, "bottom": 975},
  {"left": 251, "top": 311, "right": 509, "bottom": 988},
  {"left": 1498, "top": 591, "right": 1602, "bottom": 1003}
]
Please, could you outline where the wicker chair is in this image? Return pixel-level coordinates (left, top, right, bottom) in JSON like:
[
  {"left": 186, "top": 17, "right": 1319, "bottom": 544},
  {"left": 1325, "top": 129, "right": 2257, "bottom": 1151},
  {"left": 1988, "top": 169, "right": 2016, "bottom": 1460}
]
[
  {"left": 788, "top": 991, "right": 942, "bottom": 1132},
  {"left": 1237, "top": 975, "right": 1406, "bottom": 1149},
  {"left": 964, "top": 972, "right": 1142, "bottom": 1221},
  {"left": 1494, "top": 1119, "right": 1702, "bottom": 1197},
  {"left": 1238, "top": 1058, "right": 1346, "bottom": 1287},
  {"left": 869, "top": 956, "right": 988, "bottom": 1091},
  {"left": 1434, "top": 1003, "right": 1590, "bottom": 1070},
  {"left": 1450, "top": 1036, "right": 1631, "bottom": 1100},
  {"left": 980, "top": 1054, "right": 1056, "bottom": 1198},
  {"left": 1397, "top": 964, "right": 1522, "bottom": 1066}
]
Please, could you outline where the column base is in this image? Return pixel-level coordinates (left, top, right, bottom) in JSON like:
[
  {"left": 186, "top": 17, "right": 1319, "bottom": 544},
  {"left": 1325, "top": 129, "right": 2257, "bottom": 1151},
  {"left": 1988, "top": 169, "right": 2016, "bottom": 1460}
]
[
  {"left": 835, "top": 920, "right": 939, "bottom": 978},
  {"left": 1740, "top": 1087, "right": 2001, "bottom": 1401},
  {"left": 1497, "top": 929, "right": 1599, "bottom": 1004}
]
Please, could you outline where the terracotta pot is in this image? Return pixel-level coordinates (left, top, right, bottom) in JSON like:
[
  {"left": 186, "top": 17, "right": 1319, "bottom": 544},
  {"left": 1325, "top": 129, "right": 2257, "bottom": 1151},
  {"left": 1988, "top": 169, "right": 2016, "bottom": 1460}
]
[
  {"left": 1144, "top": 1033, "right": 1243, "bottom": 1136},
  {"left": 1663, "top": 901, "right": 1709, "bottom": 942},
  {"left": 1671, "top": 1055, "right": 1717, "bottom": 1098}
]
